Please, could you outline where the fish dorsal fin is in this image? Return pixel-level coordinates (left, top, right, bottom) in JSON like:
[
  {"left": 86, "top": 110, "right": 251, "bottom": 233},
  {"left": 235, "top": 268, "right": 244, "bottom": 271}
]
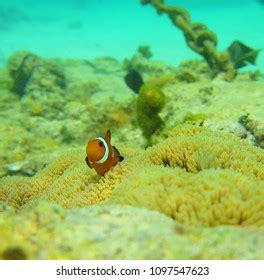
[{"left": 105, "top": 130, "right": 111, "bottom": 143}]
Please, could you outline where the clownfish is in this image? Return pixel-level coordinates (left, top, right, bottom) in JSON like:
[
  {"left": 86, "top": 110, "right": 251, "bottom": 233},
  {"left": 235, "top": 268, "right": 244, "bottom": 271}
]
[{"left": 85, "top": 130, "right": 124, "bottom": 176}]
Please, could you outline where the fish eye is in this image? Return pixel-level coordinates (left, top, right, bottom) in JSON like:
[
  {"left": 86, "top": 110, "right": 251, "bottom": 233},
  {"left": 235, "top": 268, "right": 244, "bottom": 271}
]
[{"left": 99, "top": 141, "right": 104, "bottom": 147}]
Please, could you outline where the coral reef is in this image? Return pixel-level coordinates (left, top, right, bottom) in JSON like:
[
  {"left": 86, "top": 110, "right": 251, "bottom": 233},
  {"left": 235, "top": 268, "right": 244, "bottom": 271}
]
[
  {"left": 2, "top": 126, "right": 264, "bottom": 212},
  {"left": 239, "top": 114, "right": 264, "bottom": 148},
  {"left": 123, "top": 48, "right": 175, "bottom": 77},
  {"left": 0, "top": 50, "right": 264, "bottom": 259},
  {"left": 140, "top": 0, "right": 236, "bottom": 80},
  {"left": 0, "top": 125, "right": 264, "bottom": 259},
  {"left": 1, "top": 203, "right": 263, "bottom": 260},
  {"left": 8, "top": 51, "right": 66, "bottom": 97},
  {"left": 107, "top": 125, "right": 264, "bottom": 227},
  {"left": 160, "top": 66, "right": 264, "bottom": 147},
  {"left": 1, "top": 51, "right": 263, "bottom": 178},
  {"left": 0, "top": 54, "right": 137, "bottom": 177}
]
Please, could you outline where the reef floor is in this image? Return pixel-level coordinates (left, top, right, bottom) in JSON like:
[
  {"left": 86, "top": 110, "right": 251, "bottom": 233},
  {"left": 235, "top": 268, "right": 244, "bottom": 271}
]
[{"left": 0, "top": 51, "right": 263, "bottom": 259}]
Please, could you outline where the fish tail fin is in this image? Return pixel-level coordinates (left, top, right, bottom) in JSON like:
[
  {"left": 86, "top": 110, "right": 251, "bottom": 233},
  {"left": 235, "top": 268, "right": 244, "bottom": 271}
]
[{"left": 118, "top": 155, "right": 124, "bottom": 162}]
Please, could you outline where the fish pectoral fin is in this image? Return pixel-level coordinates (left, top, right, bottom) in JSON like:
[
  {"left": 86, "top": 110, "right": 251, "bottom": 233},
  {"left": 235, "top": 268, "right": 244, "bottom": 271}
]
[
  {"left": 105, "top": 130, "right": 111, "bottom": 143},
  {"left": 113, "top": 146, "right": 124, "bottom": 162},
  {"left": 85, "top": 157, "right": 92, "bottom": 169},
  {"left": 118, "top": 155, "right": 124, "bottom": 162}
]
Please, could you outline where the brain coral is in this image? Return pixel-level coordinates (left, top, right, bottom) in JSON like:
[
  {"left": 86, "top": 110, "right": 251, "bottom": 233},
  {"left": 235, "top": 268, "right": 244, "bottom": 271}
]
[{"left": 0, "top": 125, "right": 264, "bottom": 259}]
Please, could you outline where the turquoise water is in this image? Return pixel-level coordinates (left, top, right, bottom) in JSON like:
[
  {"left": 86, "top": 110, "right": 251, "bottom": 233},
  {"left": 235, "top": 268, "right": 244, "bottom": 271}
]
[
  {"left": 1, "top": 1, "right": 264, "bottom": 262},
  {"left": 0, "top": 0, "right": 263, "bottom": 70}
]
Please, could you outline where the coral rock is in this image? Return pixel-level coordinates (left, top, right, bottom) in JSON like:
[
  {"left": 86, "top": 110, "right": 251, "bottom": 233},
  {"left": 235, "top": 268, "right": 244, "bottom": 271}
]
[{"left": 1, "top": 126, "right": 264, "bottom": 259}]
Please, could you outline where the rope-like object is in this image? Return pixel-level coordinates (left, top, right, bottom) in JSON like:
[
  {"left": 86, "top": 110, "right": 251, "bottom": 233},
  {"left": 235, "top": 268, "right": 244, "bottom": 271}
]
[{"left": 140, "top": 0, "right": 236, "bottom": 81}]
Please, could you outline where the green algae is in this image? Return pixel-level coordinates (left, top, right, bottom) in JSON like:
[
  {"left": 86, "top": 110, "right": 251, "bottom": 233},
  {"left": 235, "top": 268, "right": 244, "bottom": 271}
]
[
  {"left": 137, "top": 84, "right": 166, "bottom": 142},
  {"left": 137, "top": 45, "right": 153, "bottom": 59},
  {"left": 183, "top": 112, "right": 208, "bottom": 124}
]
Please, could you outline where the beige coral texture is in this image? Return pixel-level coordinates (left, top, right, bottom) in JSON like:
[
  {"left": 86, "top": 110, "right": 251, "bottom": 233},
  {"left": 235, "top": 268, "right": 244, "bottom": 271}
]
[{"left": 0, "top": 125, "right": 264, "bottom": 259}]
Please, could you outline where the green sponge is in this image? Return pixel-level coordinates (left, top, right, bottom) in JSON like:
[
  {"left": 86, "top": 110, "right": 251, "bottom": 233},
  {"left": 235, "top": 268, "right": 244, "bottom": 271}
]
[{"left": 137, "top": 84, "right": 166, "bottom": 140}]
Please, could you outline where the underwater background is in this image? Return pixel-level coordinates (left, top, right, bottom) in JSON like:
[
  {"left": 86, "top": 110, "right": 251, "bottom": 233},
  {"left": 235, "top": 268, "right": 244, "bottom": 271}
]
[
  {"left": 1, "top": 0, "right": 264, "bottom": 70},
  {"left": 0, "top": 0, "right": 264, "bottom": 259}
]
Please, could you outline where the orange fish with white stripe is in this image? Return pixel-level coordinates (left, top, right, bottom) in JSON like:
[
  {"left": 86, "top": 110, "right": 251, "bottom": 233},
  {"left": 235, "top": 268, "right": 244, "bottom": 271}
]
[{"left": 85, "top": 130, "right": 124, "bottom": 176}]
